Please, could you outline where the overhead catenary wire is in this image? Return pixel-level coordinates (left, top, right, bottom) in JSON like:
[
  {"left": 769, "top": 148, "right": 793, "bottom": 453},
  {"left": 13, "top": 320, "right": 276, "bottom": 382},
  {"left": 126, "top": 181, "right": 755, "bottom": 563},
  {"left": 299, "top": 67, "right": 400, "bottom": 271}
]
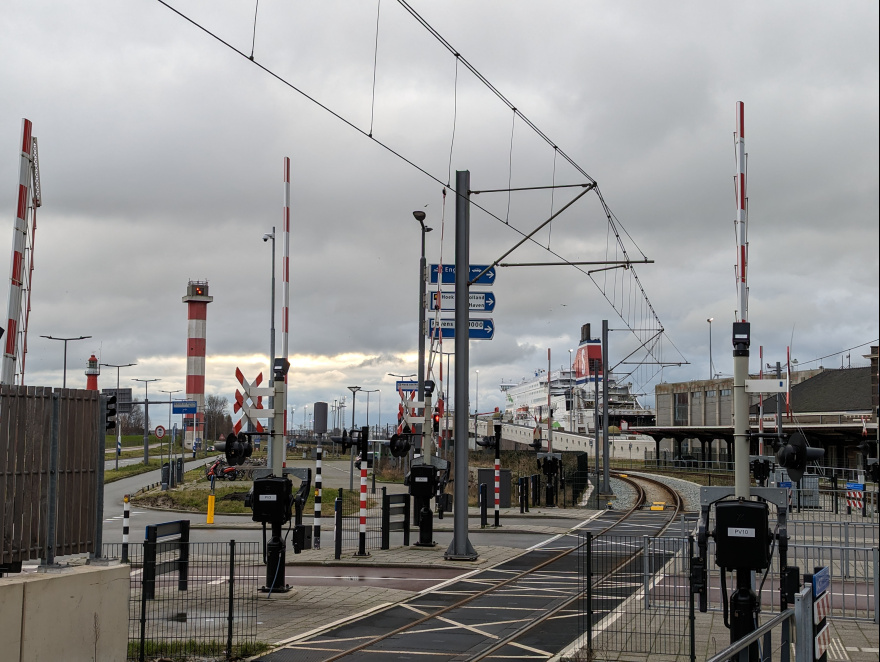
[{"left": 154, "top": 0, "right": 685, "bottom": 379}]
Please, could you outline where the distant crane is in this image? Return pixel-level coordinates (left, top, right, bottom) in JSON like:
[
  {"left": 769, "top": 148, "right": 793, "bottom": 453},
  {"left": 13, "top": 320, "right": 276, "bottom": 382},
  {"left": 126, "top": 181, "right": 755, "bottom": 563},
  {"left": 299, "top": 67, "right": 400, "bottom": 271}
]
[{"left": 1, "top": 118, "right": 42, "bottom": 385}]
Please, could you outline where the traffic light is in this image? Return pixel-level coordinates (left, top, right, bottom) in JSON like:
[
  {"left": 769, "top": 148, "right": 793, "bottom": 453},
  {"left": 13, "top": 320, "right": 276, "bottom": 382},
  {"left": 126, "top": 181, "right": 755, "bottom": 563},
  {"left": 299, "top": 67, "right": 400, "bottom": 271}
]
[
  {"left": 389, "top": 433, "right": 412, "bottom": 458},
  {"left": 105, "top": 394, "right": 117, "bottom": 431},
  {"left": 775, "top": 431, "right": 824, "bottom": 482},
  {"left": 494, "top": 422, "right": 502, "bottom": 446},
  {"left": 869, "top": 462, "right": 880, "bottom": 483},
  {"left": 432, "top": 411, "right": 440, "bottom": 434},
  {"left": 857, "top": 439, "right": 876, "bottom": 461},
  {"left": 751, "top": 458, "right": 771, "bottom": 484},
  {"left": 216, "top": 432, "right": 253, "bottom": 466}
]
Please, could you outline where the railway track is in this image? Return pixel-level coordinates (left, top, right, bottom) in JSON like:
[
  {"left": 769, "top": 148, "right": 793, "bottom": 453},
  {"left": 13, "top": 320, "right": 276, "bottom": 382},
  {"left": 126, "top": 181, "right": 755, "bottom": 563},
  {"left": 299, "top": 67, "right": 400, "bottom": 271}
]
[{"left": 257, "top": 473, "right": 684, "bottom": 662}]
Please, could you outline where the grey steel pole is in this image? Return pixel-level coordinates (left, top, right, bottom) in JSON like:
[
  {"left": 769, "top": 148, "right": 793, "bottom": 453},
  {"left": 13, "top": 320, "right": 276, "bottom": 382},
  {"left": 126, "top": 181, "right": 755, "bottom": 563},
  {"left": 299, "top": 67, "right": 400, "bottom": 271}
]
[
  {"left": 134, "top": 378, "right": 159, "bottom": 465},
  {"left": 447, "top": 169, "right": 477, "bottom": 560},
  {"left": 348, "top": 386, "right": 359, "bottom": 490},
  {"left": 732, "top": 322, "right": 751, "bottom": 498},
  {"left": 415, "top": 213, "right": 428, "bottom": 454},
  {"left": 602, "top": 319, "right": 610, "bottom": 493},
  {"left": 267, "top": 227, "right": 276, "bottom": 469}
]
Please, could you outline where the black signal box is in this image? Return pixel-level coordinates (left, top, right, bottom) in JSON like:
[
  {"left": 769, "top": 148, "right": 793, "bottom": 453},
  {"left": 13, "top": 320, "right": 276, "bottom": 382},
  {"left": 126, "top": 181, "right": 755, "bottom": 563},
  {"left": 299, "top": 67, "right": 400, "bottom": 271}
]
[
  {"left": 714, "top": 500, "right": 770, "bottom": 570},
  {"left": 408, "top": 464, "right": 437, "bottom": 499},
  {"left": 251, "top": 476, "right": 292, "bottom": 524}
]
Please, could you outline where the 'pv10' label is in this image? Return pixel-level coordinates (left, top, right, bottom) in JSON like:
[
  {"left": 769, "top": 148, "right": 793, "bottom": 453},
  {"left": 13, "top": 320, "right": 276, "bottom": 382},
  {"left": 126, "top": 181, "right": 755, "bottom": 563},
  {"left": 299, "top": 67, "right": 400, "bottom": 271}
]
[
  {"left": 415, "top": 477, "right": 428, "bottom": 482},
  {"left": 728, "top": 527, "right": 755, "bottom": 538},
  {"left": 259, "top": 494, "right": 278, "bottom": 501}
]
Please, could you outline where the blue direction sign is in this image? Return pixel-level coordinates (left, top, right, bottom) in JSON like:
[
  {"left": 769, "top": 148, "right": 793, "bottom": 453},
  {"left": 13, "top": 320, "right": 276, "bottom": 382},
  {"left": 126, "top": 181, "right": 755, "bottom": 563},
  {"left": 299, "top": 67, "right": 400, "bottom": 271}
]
[
  {"left": 430, "top": 291, "right": 496, "bottom": 312},
  {"left": 778, "top": 481, "right": 792, "bottom": 489},
  {"left": 429, "top": 264, "right": 496, "bottom": 285},
  {"left": 395, "top": 381, "right": 419, "bottom": 394},
  {"left": 845, "top": 482, "right": 865, "bottom": 491},
  {"left": 428, "top": 318, "right": 495, "bottom": 339},
  {"left": 811, "top": 566, "right": 830, "bottom": 597},
  {"left": 172, "top": 400, "right": 198, "bottom": 414}
]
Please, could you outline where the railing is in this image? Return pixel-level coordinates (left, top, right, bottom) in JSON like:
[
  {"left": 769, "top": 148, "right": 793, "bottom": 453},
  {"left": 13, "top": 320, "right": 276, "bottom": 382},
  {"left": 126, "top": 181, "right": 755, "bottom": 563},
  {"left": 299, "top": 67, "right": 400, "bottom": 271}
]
[
  {"left": 703, "top": 540, "right": 878, "bottom": 622},
  {"left": 104, "top": 541, "right": 261, "bottom": 662},
  {"left": 333, "top": 487, "right": 382, "bottom": 559}
]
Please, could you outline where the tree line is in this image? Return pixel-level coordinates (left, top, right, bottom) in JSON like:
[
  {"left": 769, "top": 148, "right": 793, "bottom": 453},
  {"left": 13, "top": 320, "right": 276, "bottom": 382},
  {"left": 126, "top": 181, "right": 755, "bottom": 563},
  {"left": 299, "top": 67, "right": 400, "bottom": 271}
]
[{"left": 117, "top": 394, "right": 232, "bottom": 440}]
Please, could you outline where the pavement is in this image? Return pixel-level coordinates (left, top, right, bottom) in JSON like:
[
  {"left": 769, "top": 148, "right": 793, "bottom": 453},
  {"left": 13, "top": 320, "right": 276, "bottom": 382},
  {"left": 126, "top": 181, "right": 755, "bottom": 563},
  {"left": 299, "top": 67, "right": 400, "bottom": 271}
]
[{"left": 107, "top": 463, "right": 879, "bottom": 660}]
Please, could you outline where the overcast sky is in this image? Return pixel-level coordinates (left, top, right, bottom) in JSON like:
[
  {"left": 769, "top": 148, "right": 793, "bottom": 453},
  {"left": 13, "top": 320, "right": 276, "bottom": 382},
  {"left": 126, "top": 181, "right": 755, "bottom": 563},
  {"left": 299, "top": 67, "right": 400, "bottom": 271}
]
[{"left": 1, "top": 1, "right": 877, "bottom": 434}]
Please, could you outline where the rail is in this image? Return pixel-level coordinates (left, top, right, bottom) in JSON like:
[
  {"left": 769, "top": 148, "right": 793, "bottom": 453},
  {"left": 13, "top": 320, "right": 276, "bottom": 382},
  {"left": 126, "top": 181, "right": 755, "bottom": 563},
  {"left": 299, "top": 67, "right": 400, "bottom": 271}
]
[{"left": 310, "top": 472, "right": 682, "bottom": 661}]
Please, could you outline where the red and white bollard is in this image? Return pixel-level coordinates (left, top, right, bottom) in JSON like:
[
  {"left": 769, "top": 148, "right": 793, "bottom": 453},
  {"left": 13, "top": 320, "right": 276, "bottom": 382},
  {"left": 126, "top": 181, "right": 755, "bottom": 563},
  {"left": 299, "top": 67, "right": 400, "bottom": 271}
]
[{"left": 356, "top": 464, "right": 369, "bottom": 557}]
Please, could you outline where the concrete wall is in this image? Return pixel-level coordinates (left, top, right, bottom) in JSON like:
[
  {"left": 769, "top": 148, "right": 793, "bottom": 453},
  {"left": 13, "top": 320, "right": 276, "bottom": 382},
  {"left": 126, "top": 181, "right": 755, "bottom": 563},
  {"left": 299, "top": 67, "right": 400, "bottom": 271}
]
[{"left": 0, "top": 563, "right": 130, "bottom": 662}]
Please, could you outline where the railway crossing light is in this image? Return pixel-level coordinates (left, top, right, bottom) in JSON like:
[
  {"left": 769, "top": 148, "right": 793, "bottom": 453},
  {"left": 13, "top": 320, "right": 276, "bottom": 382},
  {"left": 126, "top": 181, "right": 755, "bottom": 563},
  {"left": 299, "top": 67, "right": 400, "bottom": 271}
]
[
  {"left": 389, "top": 433, "right": 412, "bottom": 458},
  {"left": 432, "top": 411, "right": 441, "bottom": 435},
  {"left": 216, "top": 432, "right": 253, "bottom": 466},
  {"left": 775, "top": 431, "right": 824, "bottom": 482},
  {"left": 105, "top": 394, "right": 117, "bottom": 431}
]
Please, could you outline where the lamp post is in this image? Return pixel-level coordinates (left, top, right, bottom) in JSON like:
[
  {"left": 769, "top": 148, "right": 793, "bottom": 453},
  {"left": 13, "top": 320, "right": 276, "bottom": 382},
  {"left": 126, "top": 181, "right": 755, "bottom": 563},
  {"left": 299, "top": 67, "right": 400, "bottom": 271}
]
[
  {"left": 160, "top": 389, "right": 181, "bottom": 465},
  {"left": 41, "top": 335, "right": 91, "bottom": 388},
  {"left": 363, "top": 389, "right": 379, "bottom": 492},
  {"left": 263, "top": 228, "right": 276, "bottom": 468},
  {"left": 348, "top": 385, "right": 361, "bottom": 489},
  {"left": 474, "top": 369, "right": 479, "bottom": 443},
  {"left": 413, "top": 211, "right": 432, "bottom": 442},
  {"left": 101, "top": 361, "right": 136, "bottom": 470},
  {"left": 133, "top": 378, "right": 160, "bottom": 465},
  {"left": 707, "top": 317, "right": 714, "bottom": 380}
]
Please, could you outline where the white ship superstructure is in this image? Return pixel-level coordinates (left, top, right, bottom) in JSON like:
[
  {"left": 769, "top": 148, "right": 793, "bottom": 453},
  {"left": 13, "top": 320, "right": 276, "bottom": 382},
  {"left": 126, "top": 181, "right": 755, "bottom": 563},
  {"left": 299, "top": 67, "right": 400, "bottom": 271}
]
[{"left": 500, "top": 324, "right": 654, "bottom": 432}]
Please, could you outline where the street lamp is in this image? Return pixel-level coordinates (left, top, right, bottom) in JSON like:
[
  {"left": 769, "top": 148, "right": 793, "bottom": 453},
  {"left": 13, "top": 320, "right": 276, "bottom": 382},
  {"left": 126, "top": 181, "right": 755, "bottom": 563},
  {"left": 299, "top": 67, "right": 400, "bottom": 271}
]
[
  {"left": 160, "top": 388, "right": 181, "bottom": 464},
  {"left": 263, "top": 228, "right": 276, "bottom": 467},
  {"left": 474, "top": 369, "right": 479, "bottom": 443},
  {"left": 41, "top": 335, "right": 91, "bottom": 388},
  {"left": 362, "top": 389, "right": 380, "bottom": 493},
  {"left": 707, "top": 318, "right": 714, "bottom": 380},
  {"left": 101, "top": 361, "right": 136, "bottom": 470},
  {"left": 413, "top": 210, "right": 432, "bottom": 441},
  {"left": 363, "top": 389, "right": 380, "bottom": 434},
  {"left": 133, "top": 378, "right": 160, "bottom": 465},
  {"left": 347, "top": 386, "right": 361, "bottom": 489}
]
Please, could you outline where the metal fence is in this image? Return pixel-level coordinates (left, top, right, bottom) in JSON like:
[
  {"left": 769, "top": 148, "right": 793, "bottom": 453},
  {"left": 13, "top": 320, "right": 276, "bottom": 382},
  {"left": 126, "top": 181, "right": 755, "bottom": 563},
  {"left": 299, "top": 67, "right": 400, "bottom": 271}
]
[
  {"left": 788, "top": 486, "right": 877, "bottom": 522},
  {"left": 104, "top": 541, "right": 261, "bottom": 662},
  {"left": 1, "top": 385, "right": 104, "bottom": 570},
  {"left": 702, "top": 540, "right": 878, "bottom": 622},
  {"left": 334, "top": 487, "right": 382, "bottom": 559},
  {"left": 576, "top": 533, "right": 694, "bottom": 658},
  {"left": 790, "top": 520, "right": 878, "bottom": 548}
]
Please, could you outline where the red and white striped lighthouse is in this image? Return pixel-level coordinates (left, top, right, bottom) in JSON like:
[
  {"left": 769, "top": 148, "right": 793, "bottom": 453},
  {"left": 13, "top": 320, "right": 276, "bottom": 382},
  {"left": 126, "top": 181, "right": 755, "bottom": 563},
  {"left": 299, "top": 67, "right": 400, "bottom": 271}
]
[
  {"left": 182, "top": 280, "right": 213, "bottom": 449},
  {"left": 85, "top": 354, "right": 100, "bottom": 391}
]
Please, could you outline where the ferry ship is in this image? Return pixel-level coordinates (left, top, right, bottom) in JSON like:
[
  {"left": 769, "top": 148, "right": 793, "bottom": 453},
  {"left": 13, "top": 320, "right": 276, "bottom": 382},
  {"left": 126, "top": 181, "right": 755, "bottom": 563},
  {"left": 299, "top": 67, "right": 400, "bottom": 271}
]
[{"left": 500, "top": 324, "right": 655, "bottom": 432}]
